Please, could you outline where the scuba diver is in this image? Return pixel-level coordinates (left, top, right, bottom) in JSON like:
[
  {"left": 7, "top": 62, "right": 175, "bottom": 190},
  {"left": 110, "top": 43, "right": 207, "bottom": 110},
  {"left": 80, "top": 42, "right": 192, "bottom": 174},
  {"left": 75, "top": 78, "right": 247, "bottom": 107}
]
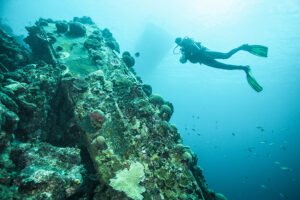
[{"left": 174, "top": 37, "right": 268, "bottom": 92}]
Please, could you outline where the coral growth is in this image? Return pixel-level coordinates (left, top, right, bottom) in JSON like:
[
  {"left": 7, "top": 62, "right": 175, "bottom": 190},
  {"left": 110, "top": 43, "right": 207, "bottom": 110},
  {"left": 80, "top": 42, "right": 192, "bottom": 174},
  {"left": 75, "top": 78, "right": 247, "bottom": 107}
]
[
  {"left": 109, "top": 162, "right": 146, "bottom": 200},
  {"left": 122, "top": 51, "right": 135, "bottom": 68}
]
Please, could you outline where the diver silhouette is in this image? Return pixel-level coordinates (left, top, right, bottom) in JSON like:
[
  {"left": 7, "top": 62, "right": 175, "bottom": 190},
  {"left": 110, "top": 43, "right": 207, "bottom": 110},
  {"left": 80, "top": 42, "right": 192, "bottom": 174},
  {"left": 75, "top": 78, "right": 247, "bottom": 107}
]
[{"left": 174, "top": 37, "right": 268, "bottom": 92}]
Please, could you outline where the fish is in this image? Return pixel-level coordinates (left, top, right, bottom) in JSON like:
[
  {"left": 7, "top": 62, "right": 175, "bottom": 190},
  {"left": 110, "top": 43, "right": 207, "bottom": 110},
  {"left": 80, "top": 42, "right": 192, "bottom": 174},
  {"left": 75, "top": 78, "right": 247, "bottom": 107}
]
[
  {"left": 291, "top": 178, "right": 298, "bottom": 182},
  {"left": 280, "top": 166, "right": 292, "bottom": 171},
  {"left": 280, "top": 145, "right": 287, "bottom": 150},
  {"left": 256, "top": 126, "right": 265, "bottom": 132},
  {"left": 260, "top": 184, "right": 267, "bottom": 189},
  {"left": 134, "top": 52, "right": 140, "bottom": 57},
  {"left": 279, "top": 193, "right": 288, "bottom": 199},
  {"left": 274, "top": 161, "right": 281, "bottom": 165},
  {"left": 232, "top": 132, "right": 236, "bottom": 136}
]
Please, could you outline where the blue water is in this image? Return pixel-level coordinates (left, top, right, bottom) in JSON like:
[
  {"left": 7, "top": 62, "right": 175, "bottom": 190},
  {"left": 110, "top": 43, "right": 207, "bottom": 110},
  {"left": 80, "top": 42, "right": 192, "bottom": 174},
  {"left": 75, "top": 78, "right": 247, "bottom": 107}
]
[{"left": 1, "top": 0, "right": 300, "bottom": 199}]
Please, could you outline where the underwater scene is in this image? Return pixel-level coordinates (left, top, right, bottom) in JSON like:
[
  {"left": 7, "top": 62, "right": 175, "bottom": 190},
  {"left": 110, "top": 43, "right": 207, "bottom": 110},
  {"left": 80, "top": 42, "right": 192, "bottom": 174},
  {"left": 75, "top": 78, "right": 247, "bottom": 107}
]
[{"left": 0, "top": 0, "right": 299, "bottom": 199}]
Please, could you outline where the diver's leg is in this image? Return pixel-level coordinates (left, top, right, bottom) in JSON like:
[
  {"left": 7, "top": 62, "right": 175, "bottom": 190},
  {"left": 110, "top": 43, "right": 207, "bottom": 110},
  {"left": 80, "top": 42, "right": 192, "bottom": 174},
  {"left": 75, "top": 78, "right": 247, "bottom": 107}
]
[
  {"left": 201, "top": 58, "right": 249, "bottom": 71},
  {"left": 201, "top": 59, "right": 263, "bottom": 92},
  {"left": 205, "top": 45, "right": 248, "bottom": 59}
]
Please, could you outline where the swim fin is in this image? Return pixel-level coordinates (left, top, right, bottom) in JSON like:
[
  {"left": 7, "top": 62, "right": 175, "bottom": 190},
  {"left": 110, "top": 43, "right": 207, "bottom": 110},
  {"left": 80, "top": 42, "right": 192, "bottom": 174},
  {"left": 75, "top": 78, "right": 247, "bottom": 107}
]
[
  {"left": 246, "top": 70, "right": 263, "bottom": 92},
  {"left": 244, "top": 45, "right": 268, "bottom": 57}
]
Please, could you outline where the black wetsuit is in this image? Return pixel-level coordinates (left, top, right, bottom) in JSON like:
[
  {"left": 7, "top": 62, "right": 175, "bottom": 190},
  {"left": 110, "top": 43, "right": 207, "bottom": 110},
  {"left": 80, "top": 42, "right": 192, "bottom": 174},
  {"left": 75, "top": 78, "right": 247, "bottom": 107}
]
[
  {"left": 179, "top": 38, "right": 207, "bottom": 64},
  {"left": 179, "top": 37, "right": 248, "bottom": 71}
]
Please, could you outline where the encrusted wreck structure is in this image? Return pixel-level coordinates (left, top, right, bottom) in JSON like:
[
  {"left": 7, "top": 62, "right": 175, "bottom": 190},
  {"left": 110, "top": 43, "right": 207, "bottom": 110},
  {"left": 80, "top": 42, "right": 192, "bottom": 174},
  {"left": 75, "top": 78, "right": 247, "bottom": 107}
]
[{"left": 0, "top": 17, "right": 227, "bottom": 200}]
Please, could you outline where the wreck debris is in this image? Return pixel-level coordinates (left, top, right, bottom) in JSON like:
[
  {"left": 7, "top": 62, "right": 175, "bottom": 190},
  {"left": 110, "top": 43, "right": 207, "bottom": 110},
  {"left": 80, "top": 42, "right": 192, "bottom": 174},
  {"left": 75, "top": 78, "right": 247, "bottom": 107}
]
[{"left": 0, "top": 17, "right": 226, "bottom": 200}]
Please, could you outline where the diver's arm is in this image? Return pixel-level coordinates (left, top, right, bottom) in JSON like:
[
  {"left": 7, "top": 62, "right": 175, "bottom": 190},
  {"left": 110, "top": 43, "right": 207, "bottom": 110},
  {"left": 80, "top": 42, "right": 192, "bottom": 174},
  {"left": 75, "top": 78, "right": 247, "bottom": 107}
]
[
  {"left": 180, "top": 54, "right": 187, "bottom": 63},
  {"left": 179, "top": 48, "right": 188, "bottom": 63}
]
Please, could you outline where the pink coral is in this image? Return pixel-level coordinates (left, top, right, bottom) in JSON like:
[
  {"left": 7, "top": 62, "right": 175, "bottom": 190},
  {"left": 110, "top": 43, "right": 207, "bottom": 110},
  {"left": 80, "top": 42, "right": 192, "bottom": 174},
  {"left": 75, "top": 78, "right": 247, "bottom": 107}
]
[{"left": 89, "top": 110, "right": 105, "bottom": 128}]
